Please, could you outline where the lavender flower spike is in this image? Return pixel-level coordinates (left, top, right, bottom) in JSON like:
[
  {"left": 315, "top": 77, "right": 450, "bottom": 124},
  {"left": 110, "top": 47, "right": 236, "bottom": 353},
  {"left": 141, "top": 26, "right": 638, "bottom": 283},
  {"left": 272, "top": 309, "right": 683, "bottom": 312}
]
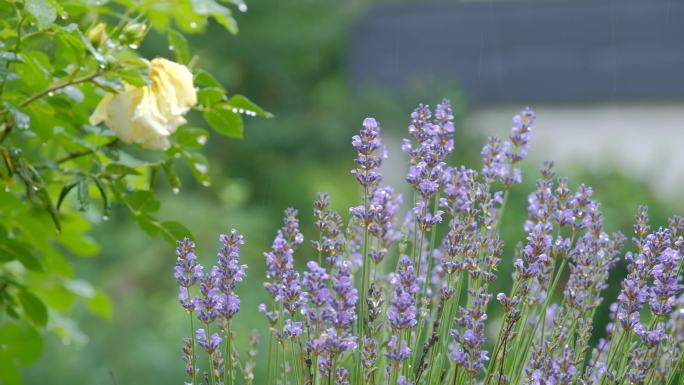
[{"left": 351, "top": 117, "right": 385, "bottom": 189}]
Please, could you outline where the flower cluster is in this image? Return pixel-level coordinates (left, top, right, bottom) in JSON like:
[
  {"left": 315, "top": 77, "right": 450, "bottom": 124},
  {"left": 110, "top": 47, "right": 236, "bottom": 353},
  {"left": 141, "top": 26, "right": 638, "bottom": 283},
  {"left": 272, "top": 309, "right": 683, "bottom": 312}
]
[
  {"left": 173, "top": 99, "right": 684, "bottom": 385},
  {"left": 174, "top": 231, "right": 247, "bottom": 385}
]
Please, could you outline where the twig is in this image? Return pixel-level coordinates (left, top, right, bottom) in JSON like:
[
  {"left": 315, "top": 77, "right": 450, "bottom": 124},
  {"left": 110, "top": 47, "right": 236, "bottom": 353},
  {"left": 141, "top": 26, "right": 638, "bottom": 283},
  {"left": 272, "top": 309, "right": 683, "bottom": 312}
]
[{"left": 20, "top": 72, "right": 101, "bottom": 108}]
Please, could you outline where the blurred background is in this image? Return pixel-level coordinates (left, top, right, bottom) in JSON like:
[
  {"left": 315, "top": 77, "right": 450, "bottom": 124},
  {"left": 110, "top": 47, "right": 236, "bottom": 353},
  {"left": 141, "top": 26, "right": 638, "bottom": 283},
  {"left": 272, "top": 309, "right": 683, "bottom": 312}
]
[{"left": 25, "top": 0, "right": 683, "bottom": 383}]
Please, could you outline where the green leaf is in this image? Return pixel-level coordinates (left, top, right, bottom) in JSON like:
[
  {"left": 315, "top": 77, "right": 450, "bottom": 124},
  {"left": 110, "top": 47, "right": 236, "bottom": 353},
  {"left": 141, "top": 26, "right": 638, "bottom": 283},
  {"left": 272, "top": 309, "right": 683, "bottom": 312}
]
[
  {"left": 118, "top": 68, "right": 147, "bottom": 87},
  {"left": 132, "top": 213, "right": 161, "bottom": 238},
  {"left": 125, "top": 190, "right": 160, "bottom": 213},
  {"left": 90, "top": 176, "right": 111, "bottom": 217},
  {"left": 191, "top": 0, "right": 238, "bottom": 33},
  {"left": 194, "top": 69, "right": 223, "bottom": 89},
  {"left": 0, "top": 322, "right": 43, "bottom": 366},
  {"left": 57, "top": 180, "right": 79, "bottom": 211},
  {"left": 159, "top": 221, "right": 194, "bottom": 245},
  {"left": 0, "top": 356, "right": 21, "bottom": 385},
  {"left": 161, "top": 160, "right": 181, "bottom": 192},
  {"left": 18, "top": 291, "right": 48, "bottom": 327},
  {"left": 168, "top": 29, "right": 190, "bottom": 64},
  {"left": 77, "top": 177, "right": 89, "bottom": 212},
  {"left": 227, "top": 94, "right": 273, "bottom": 118},
  {"left": 185, "top": 152, "right": 211, "bottom": 187},
  {"left": 105, "top": 163, "right": 140, "bottom": 178},
  {"left": 85, "top": 289, "right": 113, "bottom": 319},
  {"left": 0, "top": 240, "right": 43, "bottom": 271},
  {"left": 27, "top": 0, "right": 57, "bottom": 29},
  {"left": 197, "top": 87, "right": 225, "bottom": 107},
  {"left": 175, "top": 127, "right": 209, "bottom": 149},
  {"left": 203, "top": 105, "right": 243, "bottom": 138}
]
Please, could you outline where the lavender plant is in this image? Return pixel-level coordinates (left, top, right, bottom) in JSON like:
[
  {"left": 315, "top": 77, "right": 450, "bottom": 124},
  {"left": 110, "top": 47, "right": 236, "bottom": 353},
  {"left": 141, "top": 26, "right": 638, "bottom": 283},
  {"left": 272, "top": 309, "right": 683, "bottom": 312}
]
[{"left": 175, "top": 100, "right": 684, "bottom": 385}]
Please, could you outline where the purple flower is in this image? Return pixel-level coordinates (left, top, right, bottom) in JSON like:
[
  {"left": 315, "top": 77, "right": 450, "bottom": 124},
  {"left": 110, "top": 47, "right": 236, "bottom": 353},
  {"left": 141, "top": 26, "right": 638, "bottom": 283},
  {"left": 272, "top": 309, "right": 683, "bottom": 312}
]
[
  {"left": 196, "top": 328, "right": 222, "bottom": 353},
  {"left": 388, "top": 256, "right": 418, "bottom": 331},
  {"left": 449, "top": 288, "right": 491, "bottom": 375},
  {"left": 175, "top": 238, "right": 203, "bottom": 288},
  {"left": 215, "top": 230, "right": 247, "bottom": 292},
  {"left": 385, "top": 335, "right": 411, "bottom": 363},
  {"left": 351, "top": 117, "right": 385, "bottom": 189},
  {"left": 650, "top": 248, "right": 682, "bottom": 315},
  {"left": 283, "top": 319, "right": 303, "bottom": 339},
  {"left": 507, "top": 107, "right": 536, "bottom": 164},
  {"left": 331, "top": 261, "right": 358, "bottom": 331}
]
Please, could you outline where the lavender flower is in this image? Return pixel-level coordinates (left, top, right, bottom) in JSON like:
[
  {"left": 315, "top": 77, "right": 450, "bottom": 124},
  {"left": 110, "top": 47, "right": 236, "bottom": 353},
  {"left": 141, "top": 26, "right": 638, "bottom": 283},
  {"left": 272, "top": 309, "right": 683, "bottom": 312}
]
[
  {"left": 449, "top": 288, "right": 491, "bottom": 375},
  {"left": 385, "top": 335, "right": 411, "bottom": 363},
  {"left": 351, "top": 117, "right": 385, "bottom": 189},
  {"left": 388, "top": 256, "right": 418, "bottom": 331}
]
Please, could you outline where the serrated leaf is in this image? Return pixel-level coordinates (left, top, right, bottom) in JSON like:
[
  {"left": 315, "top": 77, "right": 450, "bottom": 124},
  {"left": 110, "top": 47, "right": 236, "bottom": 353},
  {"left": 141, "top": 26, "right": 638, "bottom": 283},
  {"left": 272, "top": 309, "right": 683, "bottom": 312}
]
[
  {"left": 27, "top": 0, "right": 57, "bottom": 29},
  {"left": 197, "top": 87, "right": 225, "bottom": 107},
  {"left": 227, "top": 94, "right": 273, "bottom": 118},
  {"left": 168, "top": 29, "right": 190, "bottom": 64},
  {"left": 194, "top": 69, "right": 223, "bottom": 89},
  {"left": 203, "top": 105, "right": 243, "bottom": 138},
  {"left": 18, "top": 291, "right": 48, "bottom": 327}
]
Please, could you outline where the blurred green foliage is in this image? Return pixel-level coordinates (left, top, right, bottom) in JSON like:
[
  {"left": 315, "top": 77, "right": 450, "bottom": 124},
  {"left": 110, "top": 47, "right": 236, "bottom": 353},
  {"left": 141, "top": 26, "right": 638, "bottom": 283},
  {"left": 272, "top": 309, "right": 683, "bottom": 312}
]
[
  {"left": 0, "top": 0, "right": 269, "bottom": 384},
  {"left": 16, "top": 0, "right": 681, "bottom": 384}
]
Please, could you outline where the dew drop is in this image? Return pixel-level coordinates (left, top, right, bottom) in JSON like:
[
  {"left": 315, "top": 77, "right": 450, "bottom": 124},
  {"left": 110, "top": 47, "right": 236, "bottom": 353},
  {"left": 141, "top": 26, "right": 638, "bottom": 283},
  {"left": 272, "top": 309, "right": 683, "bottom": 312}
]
[
  {"left": 172, "top": 187, "right": 180, "bottom": 195},
  {"left": 197, "top": 135, "right": 207, "bottom": 145},
  {"left": 47, "top": 91, "right": 54, "bottom": 97},
  {"left": 168, "top": 45, "right": 174, "bottom": 51},
  {"left": 238, "top": 3, "right": 248, "bottom": 12},
  {"left": 128, "top": 43, "right": 139, "bottom": 49},
  {"left": 190, "top": 22, "right": 198, "bottom": 29},
  {"left": 102, "top": 215, "right": 109, "bottom": 221},
  {"left": 194, "top": 163, "right": 208, "bottom": 174}
]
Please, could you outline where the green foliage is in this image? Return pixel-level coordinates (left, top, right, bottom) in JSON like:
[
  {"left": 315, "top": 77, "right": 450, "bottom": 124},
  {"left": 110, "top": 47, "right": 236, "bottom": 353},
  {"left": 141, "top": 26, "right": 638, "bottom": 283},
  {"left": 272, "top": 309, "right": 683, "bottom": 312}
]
[{"left": 0, "top": 0, "right": 269, "bottom": 382}]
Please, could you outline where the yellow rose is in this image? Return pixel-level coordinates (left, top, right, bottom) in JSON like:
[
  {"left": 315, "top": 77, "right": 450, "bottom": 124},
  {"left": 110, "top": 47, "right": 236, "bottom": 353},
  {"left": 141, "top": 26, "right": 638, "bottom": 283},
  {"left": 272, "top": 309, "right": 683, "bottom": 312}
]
[{"left": 89, "top": 58, "right": 197, "bottom": 150}]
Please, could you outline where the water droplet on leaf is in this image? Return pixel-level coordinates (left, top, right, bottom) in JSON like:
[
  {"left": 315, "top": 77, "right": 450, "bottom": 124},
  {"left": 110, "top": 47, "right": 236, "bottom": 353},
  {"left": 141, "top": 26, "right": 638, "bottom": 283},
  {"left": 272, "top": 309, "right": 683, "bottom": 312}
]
[
  {"left": 238, "top": 3, "right": 248, "bottom": 12},
  {"left": 172, "top": 187, "right": 180, "bottom": 194}
]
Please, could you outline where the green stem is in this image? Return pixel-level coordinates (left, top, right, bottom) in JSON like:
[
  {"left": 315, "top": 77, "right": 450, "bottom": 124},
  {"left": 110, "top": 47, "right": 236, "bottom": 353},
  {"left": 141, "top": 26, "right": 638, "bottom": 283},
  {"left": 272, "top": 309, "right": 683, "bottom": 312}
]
[
  {"left": 20, "top": 71, "right": 101, "bottom": 108},
  {"left": 189, "top": 314, "right": 198, "bottom": 385}
]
